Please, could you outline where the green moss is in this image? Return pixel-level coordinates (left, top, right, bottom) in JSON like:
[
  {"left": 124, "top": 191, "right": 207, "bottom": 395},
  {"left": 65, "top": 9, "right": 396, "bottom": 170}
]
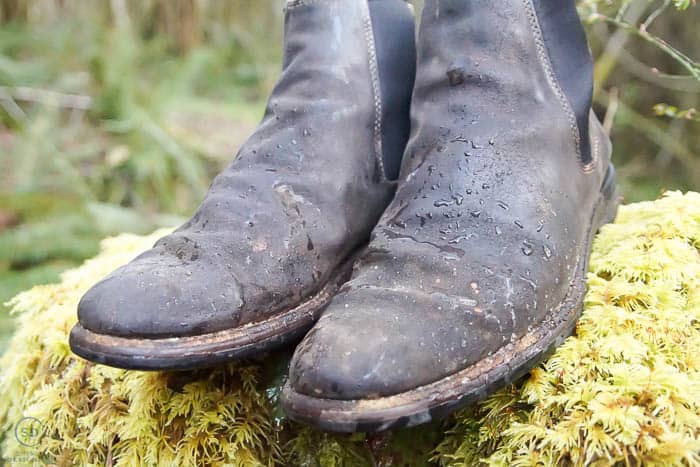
[
  {"left": 1, "top": 192, "right": 699, "bottom": 466},
  {"left": 0, "top": 261, "right": 73, "bottom": 352}
]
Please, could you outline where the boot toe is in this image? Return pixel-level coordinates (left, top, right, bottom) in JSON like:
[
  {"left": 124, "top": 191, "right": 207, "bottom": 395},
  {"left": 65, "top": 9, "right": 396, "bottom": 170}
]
[
  {"left": 77, "top": 250, "right": 244, "bottom": 339},
  {"left": 288, "top": 286, "right": 504, "bottom": 400}
]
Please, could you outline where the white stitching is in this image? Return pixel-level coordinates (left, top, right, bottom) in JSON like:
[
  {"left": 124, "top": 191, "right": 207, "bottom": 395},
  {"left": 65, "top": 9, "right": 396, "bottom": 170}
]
[
  {"left": 523, "top": 0, "right": 591, "bottom": 171},
  {"left": 584, "top": 114, "right": 600, "bottom": 174},
  {"left": 360, "top": 0, "right": 386, "bottom": 180}
]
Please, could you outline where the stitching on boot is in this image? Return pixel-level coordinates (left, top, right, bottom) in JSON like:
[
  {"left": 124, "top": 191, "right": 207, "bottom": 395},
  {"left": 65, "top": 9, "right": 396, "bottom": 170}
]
[
  {"left": 360, "top": 0, "right": 386, "bottom": 181},
  {"left": 583, "top": 111, "right": 602, "bottom": 174},
  {"left": 584, "top": 139, "right": 599, "bottom": 174},
  {"left": 523, "top": 0, "right": 589, "bottom": 171},
  {"left": 585, "top": 114, "right": 600, "bottom": 174}
]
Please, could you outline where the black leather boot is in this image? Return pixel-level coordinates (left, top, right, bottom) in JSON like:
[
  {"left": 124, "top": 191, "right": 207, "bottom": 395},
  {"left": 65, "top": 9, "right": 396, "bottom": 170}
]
[
  {"left": 283, "top": 0, "right": 619, "bottom": 432},
  {"left": 69, "top": 0, "right": 416, "bottom": 370}
]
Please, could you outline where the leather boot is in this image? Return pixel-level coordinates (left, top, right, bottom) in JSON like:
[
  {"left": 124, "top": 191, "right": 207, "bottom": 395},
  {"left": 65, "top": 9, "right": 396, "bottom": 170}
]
[
  {"left": 70, "top": 0, "right": 417, "bottom": 370},
  {"left": 283, "top": 0, "right": 619, "bottom": 432}
]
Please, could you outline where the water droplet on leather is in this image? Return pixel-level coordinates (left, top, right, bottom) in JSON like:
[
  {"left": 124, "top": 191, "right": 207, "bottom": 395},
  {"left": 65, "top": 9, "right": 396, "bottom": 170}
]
[
  {"left": 434, "top": 200, "right": 452, "bottom": 208},
  {"left": 514, "top": 220, "right": 524, "bottom": 229},
  {"left": 543, "top": 245, "right": 552, "bottom": 259},
  {"left": 497, "top": 201, "right": 509, "bottom": 210},
  {"left": 495, "top": 226, "right": 502, "bottom": 235},
  {"left": 521, "top": 241, "right": 534, "bottom": 256},
  {"left": 470, "top": 210, "right": 481, "bottom": 218},
  {"left": 482, "top": 183, "right": 490, "bottom": 189}
]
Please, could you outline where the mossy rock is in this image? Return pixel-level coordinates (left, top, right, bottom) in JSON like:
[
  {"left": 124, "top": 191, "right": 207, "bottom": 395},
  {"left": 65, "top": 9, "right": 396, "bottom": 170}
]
[{"left": 1, "top": 192, "right": 699, "bottom": 466}]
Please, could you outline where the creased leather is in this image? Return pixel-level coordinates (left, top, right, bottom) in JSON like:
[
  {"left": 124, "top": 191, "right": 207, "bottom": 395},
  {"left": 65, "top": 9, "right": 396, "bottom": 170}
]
[
  {"left": 290, "top": 0, "right": 611, "bottom": 400},
  {"left": 77, "top": 0, "right": 407, "bottom": 339}
]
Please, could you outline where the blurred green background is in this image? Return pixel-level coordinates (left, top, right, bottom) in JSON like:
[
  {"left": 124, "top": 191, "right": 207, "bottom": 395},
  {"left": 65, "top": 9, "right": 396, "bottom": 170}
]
[{"left": 0, "top": 0, "right": 698, "bottom": 350}]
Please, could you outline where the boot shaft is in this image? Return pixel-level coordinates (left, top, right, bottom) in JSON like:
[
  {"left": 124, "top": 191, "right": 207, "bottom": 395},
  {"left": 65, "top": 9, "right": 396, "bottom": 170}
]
[
  {"left": 257, "top": 0, "right": 416, "bottom": 182},
  {"left": 410, "top": 0, "right": 595, "bottom": 167}
]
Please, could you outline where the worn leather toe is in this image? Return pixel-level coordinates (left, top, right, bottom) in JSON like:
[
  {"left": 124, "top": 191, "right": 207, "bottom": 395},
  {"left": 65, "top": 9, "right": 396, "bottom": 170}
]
[
  {"left": 77, "top": 246, "right": 244, "bottom": 339},
  {"left": 288, "top": 278, "right": 528, "bottom": 400}
]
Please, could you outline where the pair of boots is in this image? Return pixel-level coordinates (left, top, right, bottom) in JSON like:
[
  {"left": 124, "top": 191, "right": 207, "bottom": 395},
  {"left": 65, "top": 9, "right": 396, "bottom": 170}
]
[{"left": 70, "top": 0, "right": 618, "bottom": 433}]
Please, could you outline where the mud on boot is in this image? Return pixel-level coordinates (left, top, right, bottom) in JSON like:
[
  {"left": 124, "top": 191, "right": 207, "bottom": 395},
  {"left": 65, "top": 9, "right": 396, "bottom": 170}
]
[
  {"left": 282, "top": 0, "right": 620, "bottom": 432},
  {"left": 70, "top": 0, "right": 417, "bottom": 371}
]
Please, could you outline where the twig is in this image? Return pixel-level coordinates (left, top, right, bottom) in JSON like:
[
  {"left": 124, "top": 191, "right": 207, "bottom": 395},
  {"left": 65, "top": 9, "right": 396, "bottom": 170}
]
[
  {"left": 596, "top": 93, "right": 700, "bottom": 185},
  {"left": 593, "top": 14, "right": 700, "bottom": 81},
  {"left": 0, "top": 89, "right": 27, "bottom": 122},
  {"left": 590, "top": 0, "right": 649, "bottom": 90},
  {"left": 614, "top": 48, "right": 700, "bottom": 92},
  {"left": 602, "top": 88, "right": 619, "bottom": 135},
  {"left": 0, "top": 86, "right": 92, "bottom": 110},
  {"left": 641, "top": 0, "right": 671, "bottom": 31}
]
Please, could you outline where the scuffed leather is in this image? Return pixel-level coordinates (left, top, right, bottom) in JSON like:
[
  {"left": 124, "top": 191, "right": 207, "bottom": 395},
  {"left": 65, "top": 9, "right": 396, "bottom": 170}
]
[
  {"left": 290, "top": 0, "right": 611, "bottom": 400},
  {"left": 78, "top": 0, "right": 403, "bottom": 339}
]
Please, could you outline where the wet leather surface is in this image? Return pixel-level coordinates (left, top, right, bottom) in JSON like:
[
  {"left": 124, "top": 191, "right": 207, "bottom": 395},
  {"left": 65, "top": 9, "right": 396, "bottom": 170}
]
[
  {"left": 78, "top": 0, "right": 410, "bottom": 339},
  {"left": 290, "top": 0, "right": 611, "bottom": 400}
]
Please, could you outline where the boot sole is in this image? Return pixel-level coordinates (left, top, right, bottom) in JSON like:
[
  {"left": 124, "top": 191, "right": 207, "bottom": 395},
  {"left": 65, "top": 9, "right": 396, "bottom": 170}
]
[
  {"left": 281, "top": 165, "right": 619, "bottom": 433},
  {"left": 69, "top": 250, "right": 361, "bottom": 371}
]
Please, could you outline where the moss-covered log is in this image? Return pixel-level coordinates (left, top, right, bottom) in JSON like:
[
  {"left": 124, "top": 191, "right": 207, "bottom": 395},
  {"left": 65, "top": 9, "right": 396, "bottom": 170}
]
[{"left": 1, "top": 191, "right": 699, "bottom": 466}]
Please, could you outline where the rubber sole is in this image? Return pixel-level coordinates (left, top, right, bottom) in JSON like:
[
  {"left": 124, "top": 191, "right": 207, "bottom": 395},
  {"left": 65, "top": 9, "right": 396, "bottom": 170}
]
[
  {"left": 69, "top": 252, "right": 360, "bottom": 371},
  {"left": 281, "top": 165, "right": 619, "bottom": 433}
]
